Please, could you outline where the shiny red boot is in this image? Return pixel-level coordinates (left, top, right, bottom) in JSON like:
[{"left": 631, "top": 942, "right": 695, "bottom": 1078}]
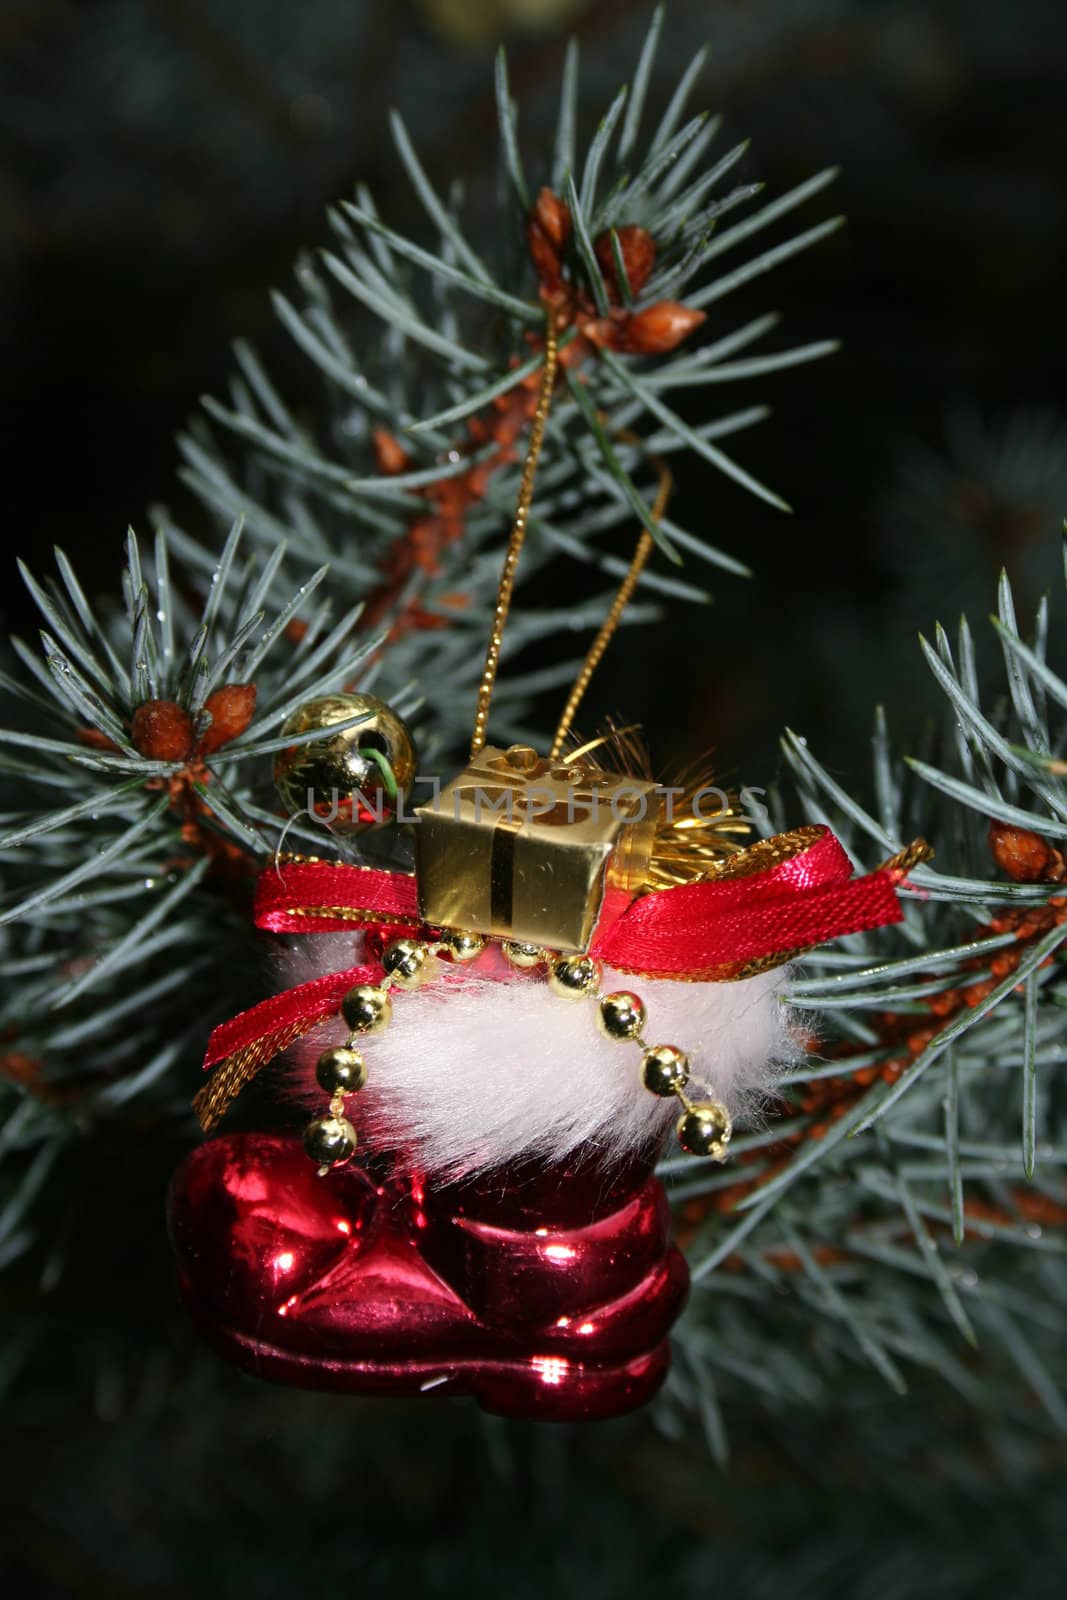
[{"left": 169, "top": 1133, "right": 688, "bottom": 1421}]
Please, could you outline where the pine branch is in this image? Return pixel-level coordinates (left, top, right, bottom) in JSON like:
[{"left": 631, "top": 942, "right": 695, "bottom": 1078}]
[
  {"left": 670, "top": 559, "right": 1067, "bottom": 1440},
  {"left": 154, "top": 22, "right": 840, "bottom": 758}
]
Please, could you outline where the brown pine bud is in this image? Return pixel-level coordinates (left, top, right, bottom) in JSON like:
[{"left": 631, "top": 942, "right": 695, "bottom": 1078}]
[
  {"left": 582, "top": 309, "right": 696, "bottom": 354},
  {"left": 372, "top": 427, "right": 411, "bottom": 476},
  {"left": 623, "top": 301, "right": 706, "bottom": 353},
  {"left": 200, "top": 683, "right": 258, "bottom": 755},
  {"left": 0, "top": 1051, "right": 43, "bottom": 1087},
  {"left": 527, "top": 225, "right": 563, "bottom": 292},
  {"left": 76, "top": 727, "right": 120, "bottom": 753},
  {"left": 131, "top": 699, "right": 195, "bottom": 763},
  {"left": 594, "top": 225, "right": 656, "bottom": 299},
  {"left": 929, "top": 992, "right": 960, "bottom": 1017},
  {"left": 527, "top": 188, "right": 572, "bottom": 292},
  {"left": 531, "top": 187, "right": 571, "bottom": 250},
  {"left": 578, "top": 316, "right": 618, "bottom": 349},
  {"left": 988, "top": 821, "right": 1054, "bottom": 882}
]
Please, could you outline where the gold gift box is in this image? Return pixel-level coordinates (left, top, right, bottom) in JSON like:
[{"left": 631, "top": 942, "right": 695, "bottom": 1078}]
[{"left": 414, "top": 744, "right": 657, "bottom": 953}]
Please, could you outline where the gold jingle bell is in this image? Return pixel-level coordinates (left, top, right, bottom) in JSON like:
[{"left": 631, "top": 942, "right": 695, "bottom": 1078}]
[{"left": 273, "top": 693, "right": 416, "bottom": 833}]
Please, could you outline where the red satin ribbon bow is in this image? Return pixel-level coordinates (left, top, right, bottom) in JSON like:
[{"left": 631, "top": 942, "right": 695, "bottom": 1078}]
[
  {"left": 593, "top": 827, "right": 903, "bottom": 979},
  {"left": 202, "top": 828, "right": 911, "bottom": 1080}
]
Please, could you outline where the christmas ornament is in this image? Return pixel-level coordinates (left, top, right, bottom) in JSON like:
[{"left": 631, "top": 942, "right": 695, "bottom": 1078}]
[
  {"left": 273, "top": 692, "right": 416, "bottom": 832},
  {"left": 171, "top": 314, "right": 931, "bottom": 1420},
  {"left": 171, "top": 1133, "right": 687, "bottom": 1420}
]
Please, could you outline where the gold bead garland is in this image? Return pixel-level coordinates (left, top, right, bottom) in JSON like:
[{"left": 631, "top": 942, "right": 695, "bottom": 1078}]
[
  {"left": 302, "top": 931, "right": 483, "bottom": 1173},
  {"left": 303, "top": 928, "right": 732, "bottom": 1173},
  {"left": 512, "top": 945, "right": 732, "bottom": 1163}
]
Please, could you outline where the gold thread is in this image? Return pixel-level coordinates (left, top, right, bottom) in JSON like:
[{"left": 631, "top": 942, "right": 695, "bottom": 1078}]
[
  {"left": 469, "top": 314, "right": 560, "bottom": 758},
  {"left": 644, "top": 759, "right": 751, "bottom": 887},
  {"left": 879, "top": 837, "right": 934, "bottom": 875},
  {"left": 192, "top": 1017, "right": 324, "bottom": 1132},
  {"left": 559, "top": 724, "right": 644, "bottom": 766},
  {"left": 693, "top": 825, "right": 825, "bottom": 882},
  {"left": 604, "top": 951, "right": 802, "bottom": 984},
  {"left": 549, "top": 439, "right": 673, "bottom": 759},
  {"left": 271, "top": 854, "right": 418, "bottom": 881},
  {"left": 284, "top": 905, "right": 414, "bottom": 927}
]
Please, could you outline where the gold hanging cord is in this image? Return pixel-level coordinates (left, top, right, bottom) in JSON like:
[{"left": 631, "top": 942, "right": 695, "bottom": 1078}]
[
  {"left": 550, "top": 433, "right": 671, "bottom": 758},
  {"left": 470, "top": 315, "right": 560, "bottom": 757},
  {"left": 469, "top": 311, "right": 673, "bottom": 759}
]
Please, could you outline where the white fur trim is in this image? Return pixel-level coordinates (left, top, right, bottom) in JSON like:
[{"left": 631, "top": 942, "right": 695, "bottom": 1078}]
[{"left": 276, "top": 933, "right": 802, "bottom": 1179}]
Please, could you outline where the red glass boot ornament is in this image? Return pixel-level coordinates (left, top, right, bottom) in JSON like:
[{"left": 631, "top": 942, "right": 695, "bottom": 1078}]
[{"left": 169, "top": 1133, "right": 688, "bottom": 1421}]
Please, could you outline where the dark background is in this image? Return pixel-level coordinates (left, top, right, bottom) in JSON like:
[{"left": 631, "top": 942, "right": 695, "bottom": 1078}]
[{"left": 2, "top": 1, "right": 1067, "bottom": 1595}]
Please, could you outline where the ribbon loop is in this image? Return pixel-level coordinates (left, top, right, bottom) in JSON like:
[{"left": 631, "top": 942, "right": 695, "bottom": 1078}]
[
  {"left": 591, "top": 826, "right": 907, "bottom": 980},
  {"left": 255, "top": 860, "right": 420, "bottom": 934}
]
